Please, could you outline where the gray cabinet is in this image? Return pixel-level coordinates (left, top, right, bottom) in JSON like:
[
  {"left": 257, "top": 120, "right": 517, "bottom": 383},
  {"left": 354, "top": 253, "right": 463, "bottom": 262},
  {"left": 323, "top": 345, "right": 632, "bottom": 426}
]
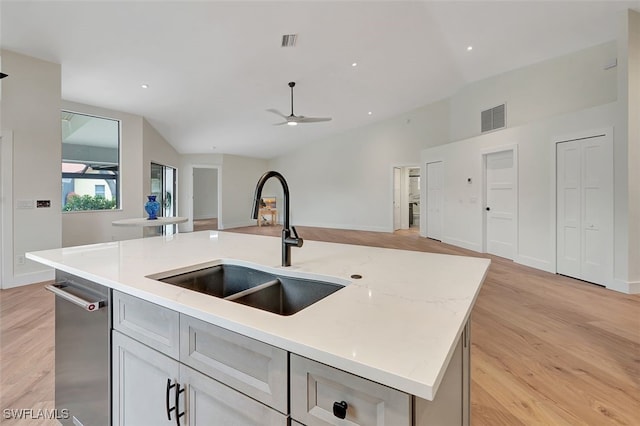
[
  {"left": 112, "top": 295, "right": 288, "bottom": 425},
  {"left": 112, "top": 293, "right": 471, "bottom": 426},
  {"left": 112, "top": 331, "right": 178, "bottom": 426}
]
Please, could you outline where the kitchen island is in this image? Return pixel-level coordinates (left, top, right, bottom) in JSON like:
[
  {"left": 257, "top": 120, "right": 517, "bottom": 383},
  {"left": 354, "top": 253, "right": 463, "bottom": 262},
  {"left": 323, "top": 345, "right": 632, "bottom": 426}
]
[{"left": 28, "top": 230, "right": 490, "bottom": 425}]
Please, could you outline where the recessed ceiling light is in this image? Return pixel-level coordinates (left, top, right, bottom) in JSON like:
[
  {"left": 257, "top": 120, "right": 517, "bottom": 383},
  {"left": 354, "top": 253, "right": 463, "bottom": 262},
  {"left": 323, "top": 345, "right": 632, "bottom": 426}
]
[
  {"left": 466, "top": 46, "right": 473, "bottom": 51},
  {"left": 141, "top": 84, "right": 149, "bottom": 89},
  {"left": 368, "top": 111, "right": 372, "bottom": 115},
  {"left": 352, "top": 62, "right": 358, "bottom": 67}
]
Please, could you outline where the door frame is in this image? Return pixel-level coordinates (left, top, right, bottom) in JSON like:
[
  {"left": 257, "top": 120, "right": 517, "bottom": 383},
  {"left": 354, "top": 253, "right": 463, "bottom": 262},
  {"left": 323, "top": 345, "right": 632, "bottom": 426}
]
[
  {"left": 390, "top": 164, "right": 420, "bottom": 233},
  {"left": 1, "top": 131, "right": 12, "bottom": 288},
  {"left": 424, "top": 160, "right": 444, "bottom": 241},
  {"left": 481, "top": 144, "right": 519, "bottom": 257},
  {"left": 551, "top": 127, "right": 613, "bottom": 282},
  {"left": 190, "top": 165, "right": 222, "bottom": 230}
]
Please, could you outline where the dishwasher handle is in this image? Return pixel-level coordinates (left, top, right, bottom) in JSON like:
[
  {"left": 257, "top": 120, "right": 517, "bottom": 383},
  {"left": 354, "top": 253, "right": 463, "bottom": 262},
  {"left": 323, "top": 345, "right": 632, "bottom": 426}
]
[{"left": 45, "top": 282, "right": 106, "bottom": 312}]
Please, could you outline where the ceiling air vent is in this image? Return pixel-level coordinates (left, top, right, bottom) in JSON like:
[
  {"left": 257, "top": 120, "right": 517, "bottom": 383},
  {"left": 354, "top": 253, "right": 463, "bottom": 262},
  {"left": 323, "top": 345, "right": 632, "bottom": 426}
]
[
  {"left": 481, "top": 104, "right": 506, "bottom": 133},
  {"left": 281, "top": 34, "right": 298, "bottom": 48}
]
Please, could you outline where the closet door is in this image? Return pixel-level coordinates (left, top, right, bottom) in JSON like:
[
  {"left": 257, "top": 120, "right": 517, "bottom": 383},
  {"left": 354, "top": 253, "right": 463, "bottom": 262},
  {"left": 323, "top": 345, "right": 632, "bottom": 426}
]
[{"left": 556, "top": 134, "right": 612, "bottom": 286}]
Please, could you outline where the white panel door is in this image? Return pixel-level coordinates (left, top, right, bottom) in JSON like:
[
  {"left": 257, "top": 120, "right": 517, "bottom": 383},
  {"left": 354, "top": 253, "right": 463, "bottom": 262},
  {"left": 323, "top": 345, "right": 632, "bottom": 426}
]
[
  {"left": 485, "top": 151, "right": 515, "bottom": 259},
  {"left": 426, "top": 162, "right": 443, "bottom": 241},
  {"left": 556, "top": 135, "right": 612, "bottom": 286},
  {"left": 393, "top": 168, "right": 401, "bottom": 230}
]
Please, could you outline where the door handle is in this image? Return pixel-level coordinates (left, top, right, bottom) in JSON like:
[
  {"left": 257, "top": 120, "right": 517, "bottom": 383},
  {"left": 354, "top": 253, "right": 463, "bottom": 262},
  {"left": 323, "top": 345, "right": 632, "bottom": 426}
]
[
  {"left": 45, "top": 282, "right": 105, "bottom": 312},
  {"left": 166, "top": 379, "right": 176, "bottom": 420},
  {"left": 175, "top": 382, "right": 185, "bottom": 426},
  {"left": 486, "top": 207, "right": 491, "bottom": 211}
]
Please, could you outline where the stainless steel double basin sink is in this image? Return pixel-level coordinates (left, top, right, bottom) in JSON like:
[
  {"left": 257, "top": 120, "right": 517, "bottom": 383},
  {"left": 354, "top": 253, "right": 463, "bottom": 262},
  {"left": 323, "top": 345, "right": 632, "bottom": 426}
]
[{"left": 151, "top": 263, "right": 345, "bottom": 316}]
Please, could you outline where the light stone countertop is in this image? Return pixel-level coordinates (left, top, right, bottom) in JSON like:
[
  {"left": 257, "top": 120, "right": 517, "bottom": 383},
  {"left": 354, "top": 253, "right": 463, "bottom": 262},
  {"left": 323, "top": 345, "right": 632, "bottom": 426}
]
[{"left": 27, "top": 231, "right": 490, "bottom": 401}]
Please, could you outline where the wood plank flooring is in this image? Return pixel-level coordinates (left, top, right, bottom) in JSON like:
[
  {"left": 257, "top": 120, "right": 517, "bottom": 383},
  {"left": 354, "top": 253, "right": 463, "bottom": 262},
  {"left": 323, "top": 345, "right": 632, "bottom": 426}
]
[{"left": 1, "top": 225, "right": 638, "bottom": 425}]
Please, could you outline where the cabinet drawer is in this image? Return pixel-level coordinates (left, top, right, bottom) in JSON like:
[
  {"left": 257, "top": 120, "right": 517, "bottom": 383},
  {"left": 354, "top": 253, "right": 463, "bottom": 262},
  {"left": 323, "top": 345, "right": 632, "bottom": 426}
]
[
  {"left": 113, "top": 291, "right": 179, "bottom": 358},
  {"left": 181, "top": 364, "right": 288, "bottom": 426},
  {"left": 179, "top": 314, "right": 288, "bottom": 413},
  {"left": 290, "top": 354, "right": 411, "bottom": 426}
]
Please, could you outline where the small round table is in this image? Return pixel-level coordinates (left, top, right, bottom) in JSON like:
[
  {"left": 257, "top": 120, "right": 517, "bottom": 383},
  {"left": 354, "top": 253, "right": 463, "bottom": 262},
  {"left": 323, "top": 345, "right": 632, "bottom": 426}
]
[{"left": 112, "top": 216, "right": 188, "bottom": 236}]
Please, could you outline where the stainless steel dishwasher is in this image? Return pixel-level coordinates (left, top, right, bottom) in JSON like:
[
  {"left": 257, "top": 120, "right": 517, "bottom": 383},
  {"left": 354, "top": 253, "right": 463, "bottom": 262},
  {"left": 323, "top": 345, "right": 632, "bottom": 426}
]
[{"left": 45, "top": 270, "right": 110, "bottom": 426}]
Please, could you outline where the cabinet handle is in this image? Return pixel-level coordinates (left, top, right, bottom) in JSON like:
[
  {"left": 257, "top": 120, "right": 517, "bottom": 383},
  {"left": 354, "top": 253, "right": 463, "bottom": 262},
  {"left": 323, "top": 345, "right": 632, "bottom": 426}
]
[
  {"left": 333, "top": 400, "right": 348, "bottom": 419},
  {"left": 175, "top": 382, "right": 185, "bottom": 426},
  {"left": 166, "top": 379, "right": 177, "bottom": 420}
]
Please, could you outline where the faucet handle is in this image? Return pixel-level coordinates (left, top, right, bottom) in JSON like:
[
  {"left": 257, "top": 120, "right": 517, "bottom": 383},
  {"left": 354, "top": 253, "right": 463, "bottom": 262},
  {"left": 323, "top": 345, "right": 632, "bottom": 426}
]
[{"left": 291, "top": 226, "right": 304, "bottom": 247}]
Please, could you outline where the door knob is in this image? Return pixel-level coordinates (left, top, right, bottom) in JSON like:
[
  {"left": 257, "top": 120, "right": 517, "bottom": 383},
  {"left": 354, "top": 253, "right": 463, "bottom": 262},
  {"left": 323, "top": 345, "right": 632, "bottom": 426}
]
[
  {"left": 333, "top": 401, "right": 348, "bottom": 419},
  {"left": 486, "top": 207, "right": 491, "bottom": 211}
]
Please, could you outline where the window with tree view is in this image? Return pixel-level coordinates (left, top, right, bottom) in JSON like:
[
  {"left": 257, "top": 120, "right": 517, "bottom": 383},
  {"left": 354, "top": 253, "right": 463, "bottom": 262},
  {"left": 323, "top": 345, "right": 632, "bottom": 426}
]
[{"left": 61, "top": 111, "right": 120, "bottom": 211}]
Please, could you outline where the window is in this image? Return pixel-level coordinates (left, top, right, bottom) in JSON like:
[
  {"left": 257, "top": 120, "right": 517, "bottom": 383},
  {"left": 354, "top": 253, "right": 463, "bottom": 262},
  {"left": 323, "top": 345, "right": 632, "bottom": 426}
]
[{"left": 61, "top": 111, "right": 120, "bottom": 211}]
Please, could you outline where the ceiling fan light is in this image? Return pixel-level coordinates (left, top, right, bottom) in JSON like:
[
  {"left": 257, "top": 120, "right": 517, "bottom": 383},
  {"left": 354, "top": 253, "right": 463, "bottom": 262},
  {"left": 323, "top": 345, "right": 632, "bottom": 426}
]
[{"left": 287, "top": 121, "right": 298, "bottom": 126}]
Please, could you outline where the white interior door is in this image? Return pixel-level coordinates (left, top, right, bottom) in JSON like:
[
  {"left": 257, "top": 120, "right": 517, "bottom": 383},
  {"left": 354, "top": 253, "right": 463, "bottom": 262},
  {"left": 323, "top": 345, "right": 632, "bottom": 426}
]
[
  {"left": 393, "top": 167, "right": 401, "bottom": 230},
  {"left": 485, "top": 150, "right": 515, "bottom": 259},
  {"left": 556, "top": 134, "right": 612, "bottom": 286},
  {"left": 426, "top": 162, "right": 443, "bottom": 241}
]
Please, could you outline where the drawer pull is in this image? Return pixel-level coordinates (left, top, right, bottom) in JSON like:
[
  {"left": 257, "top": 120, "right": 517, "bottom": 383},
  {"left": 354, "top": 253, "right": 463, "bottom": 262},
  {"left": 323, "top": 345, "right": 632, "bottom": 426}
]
[{"left": 333, "top": 400, "right": 348, "bottom": 419}]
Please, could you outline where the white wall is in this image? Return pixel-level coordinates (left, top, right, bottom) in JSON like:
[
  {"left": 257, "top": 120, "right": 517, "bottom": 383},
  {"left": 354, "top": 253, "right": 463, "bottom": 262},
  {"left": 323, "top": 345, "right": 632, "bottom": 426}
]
[
  {"left": 193, "top": 168, "right": 218, "bottom": 220},
  {"left": 143, "top": 118, "right": 180, "bottom": 199},
  {"left": 422, "top": 102, "right": 620, "bottom": 277},
  {"left": 219, "top": 155, "right": 268, "bottom": 229},
  {"left": 449, "top": 42, "right": 618, "bottom": 142},
  {"left": 267, "top": 100, "right": 449, "bottom": 231},
  {"left": 622, "top": 10, "right": 640, "bottom": 290},
  {"left": 179, "top": 154, "right": 267, "bottom": 232},
  {"left": 1, "top": 50, "right": 61, "bottom": 287},
  {"left": 61, "top": 101, "right": 145, "bottom": 246}
]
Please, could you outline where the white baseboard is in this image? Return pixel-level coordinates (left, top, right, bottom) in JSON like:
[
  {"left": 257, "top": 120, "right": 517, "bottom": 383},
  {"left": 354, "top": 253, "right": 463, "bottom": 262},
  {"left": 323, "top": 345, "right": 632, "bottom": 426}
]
[
  {"left": 297, "top": 222, "right": 393, "bottom": 233},
  {"left": 1, "top": 269, "right": 55, "bottom": 289},
  {"left": 515, "top": 255, "right": 554, "bottom": 273},
  {"left": 218, "top": 220, "right": 258, "bottom": 230},
  {"left": 608, "top": 279, "right": 640, "bottom": 294},
  {"left": 441, "top": 237, "right": 481, "bottom": 252}
]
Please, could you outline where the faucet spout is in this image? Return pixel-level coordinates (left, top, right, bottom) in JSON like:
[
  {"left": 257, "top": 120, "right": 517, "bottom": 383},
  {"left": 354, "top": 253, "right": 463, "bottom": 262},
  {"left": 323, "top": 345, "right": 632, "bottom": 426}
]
[{"left": 251, "top": 171, "right": 303, "bottom": 266}]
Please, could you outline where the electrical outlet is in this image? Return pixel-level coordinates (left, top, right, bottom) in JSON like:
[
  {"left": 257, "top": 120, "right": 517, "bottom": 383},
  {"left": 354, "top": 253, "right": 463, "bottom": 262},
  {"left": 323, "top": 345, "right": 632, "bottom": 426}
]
[{"left": 16, "top": 255, "right": 25, "bottom": 265}]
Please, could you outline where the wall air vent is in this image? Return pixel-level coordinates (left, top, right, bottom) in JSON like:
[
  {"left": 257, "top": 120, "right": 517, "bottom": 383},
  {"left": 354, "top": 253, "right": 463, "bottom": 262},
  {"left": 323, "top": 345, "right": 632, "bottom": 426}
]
[
  {"left": 481, "top": 104, "right": 506, "bottom": 133},
  {"left": 281, "top": 34, "right": 298, "bottom": 48}
]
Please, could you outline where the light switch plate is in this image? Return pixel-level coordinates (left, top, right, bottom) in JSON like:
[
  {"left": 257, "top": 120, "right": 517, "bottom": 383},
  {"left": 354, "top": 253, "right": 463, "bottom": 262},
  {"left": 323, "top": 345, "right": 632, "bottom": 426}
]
[{"left": 16, "top": 199, "right": 35, "bottom": 209}]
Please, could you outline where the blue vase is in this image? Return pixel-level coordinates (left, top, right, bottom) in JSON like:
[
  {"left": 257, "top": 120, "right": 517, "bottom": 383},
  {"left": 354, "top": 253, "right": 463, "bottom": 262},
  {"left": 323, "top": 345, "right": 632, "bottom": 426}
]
[{"left": 145, "top": 195, "right": 160, "bottom": 220}]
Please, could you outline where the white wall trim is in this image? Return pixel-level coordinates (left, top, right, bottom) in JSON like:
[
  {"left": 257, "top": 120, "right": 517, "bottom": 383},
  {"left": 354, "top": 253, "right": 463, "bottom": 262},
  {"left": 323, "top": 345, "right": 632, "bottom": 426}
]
[
  {"left": 184, "top": 164, "right": 222, "bottom": 232},
  {"left": 480, "top": 144, "right": 519, "bottom": 260},
  {"left": 300, "top": 221, "right": 392, "bottom": 233},
  {"left": 2, "top": 269, "right": 55, "bottom": 289},
  {"left": 1, "top": 130, "right": 14, "bottom": 289},
  {"left": 515, "top": 255, "right": 554, "bottom": 273},
  {"left": 218, "top": 219, "right": 256, "bottom": 230},
  {"left": 442, "top": 237, "right": 481, "bottom": 252},
  {"left": 608, "top": 279, "right": 640, "bottom": 294}
]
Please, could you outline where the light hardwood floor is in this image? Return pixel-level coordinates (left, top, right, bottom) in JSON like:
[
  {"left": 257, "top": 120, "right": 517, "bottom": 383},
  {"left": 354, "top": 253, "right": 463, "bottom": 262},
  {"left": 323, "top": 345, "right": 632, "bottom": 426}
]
[{"left": 1, "top": 225, "right": 638, "bottom": 425}]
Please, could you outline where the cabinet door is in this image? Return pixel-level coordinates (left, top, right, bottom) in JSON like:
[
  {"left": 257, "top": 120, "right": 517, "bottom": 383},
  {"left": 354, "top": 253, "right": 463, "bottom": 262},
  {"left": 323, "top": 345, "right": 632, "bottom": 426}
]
[
  {"left": 180, "top": 364, "right": 288, "bottom": 426},
  {"left": 112, "top": 331, "right": 179, "bottom": 426}
]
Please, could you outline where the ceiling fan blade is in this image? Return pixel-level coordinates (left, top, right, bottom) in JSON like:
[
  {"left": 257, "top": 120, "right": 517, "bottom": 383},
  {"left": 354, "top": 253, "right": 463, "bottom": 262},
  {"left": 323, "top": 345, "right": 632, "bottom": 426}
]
[
  {"left": 298, "top": 117, "right": 332, "bottom": 123},
  {"left": 266, "top": 108, "right": 288, "bottom": 119},
  {"left": 273, "top": 121, "right": 288, "bottom": 126}
]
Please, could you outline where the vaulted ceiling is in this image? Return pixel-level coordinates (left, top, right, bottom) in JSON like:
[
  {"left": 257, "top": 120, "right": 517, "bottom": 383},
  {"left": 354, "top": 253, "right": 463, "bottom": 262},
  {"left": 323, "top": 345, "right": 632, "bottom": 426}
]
[{"left": 2, "top": 1, "right": 637, "bottom": 158}]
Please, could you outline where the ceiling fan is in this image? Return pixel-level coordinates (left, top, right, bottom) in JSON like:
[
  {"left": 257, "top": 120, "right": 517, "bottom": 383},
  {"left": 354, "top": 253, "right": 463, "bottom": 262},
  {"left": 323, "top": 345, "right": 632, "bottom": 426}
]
[{"left": 267, "top": 82, "right": 332, "bottom": 126}]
